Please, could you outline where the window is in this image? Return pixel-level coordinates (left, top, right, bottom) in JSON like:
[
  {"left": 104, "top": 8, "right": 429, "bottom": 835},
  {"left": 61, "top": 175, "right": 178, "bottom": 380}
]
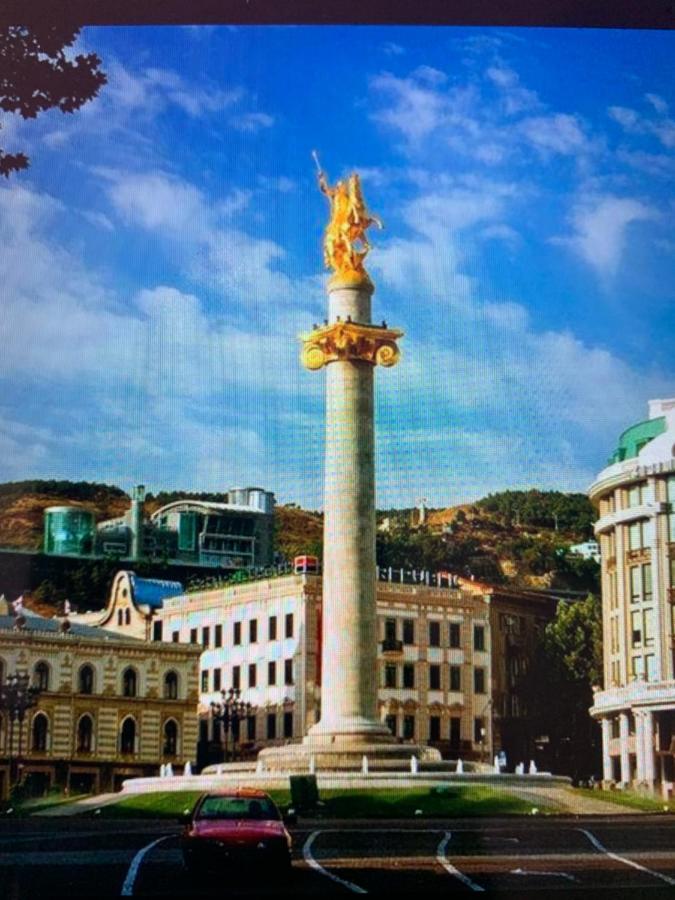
[
  {"left": 125, "top": 608, "right": 131, "bottom": 626},
  {"left": 163, "top": 720, "right": 178, "bottom": 756},
  {"left": 34, "top": 662, "right": 50, "bottom": 692},
  {"left": 474, "top": 668, "right": 486, "bottom": 694},
  {"left": 32, "top": 713, "right": 48, "bottom": 752},
  {"left": 402, "top": 619, "right": 414, "bottom": 645},
  {"left": 449, "top": 717, "right": 461, "bottom": 746},
  {"left": 402, "top": 663, "right": 415, "bottom": 688},
  {"left": 450, "top": 665, "right": 461, "bottom": 691},
  {"left": 385, "top": 714, "right": 397, "bottom": 736},
  {"left": 164, "top": 671, "right": 178, "bottom": 699},
  {"left": 117, "top": 609, "right": 123, "bottom": 626},
  {"left": 449, "top": 622, "right": 461, "bottom": 648},
  {"left": 285, "top": 613, "right": 294, "bottom": 638},
  {"left": 153, "top": 620, "right": 163, "bottom": 641},
  {"left": 428, "top": 621, "right": 441, "bottom": 647},
  {"left": 202, "top": 627, "right": 210, "bottom": 648},
  {"left": 77, "top": 715, "right": 93, "bottom": 753},
  {"left": 248, "top": 664, "right": 257, "bottom": 688},
  {"left": 384, "top": 664, "right": 397, "bottom": 688},
  {"left": 284, "top": 659, "right": 293, "bottom": 686},
  {"left": 213, "top": 668, "right": 222, "bottom": 692},
  {"left": 429, "top": 664, "right": 441, "bottom": 690},
  {"left": 201, "top": 670, "right": 209, "bottom": 692},
  {"left": 232, "top": 665, "right": 241, "bottom": 690},
  {"left": 429, "top": 716, "right": 441, "bottom": 742},
  {"left": 120, "top": 717, "right": 136, "bottom": 754},
  {"left": 385, "top": 618, "right": 397, "bottom": 642},
  {"left": 474, "top": 717, "right": 484, "bottom": 744},
  {"left": 643, "top": 564, "right": 653, "bottom": 602},
  {"left": 631, "top": 656, "right": 645, "bottom": 680},
  {"left": 233, "top": 621, "right": 241, "bottom": 645},
  {"left": 268, "top": 615, "right": 278, "bottom": 640},
  {"left": 190, "top": 628, "right": 198, "bottom": 644},
  {"left": 266, "top": 713, "right": 276, "bottom": 739},
  {"left": 78, "top": 664, "right": 94, "bottom": 695},
  {"left": 403, "top": 715, "right": 415, "bottom": 740},
  {"left": 122, "top": 667, "right": 137, "bottom": 698},
  {"left": 646, "top": 654, "right": 657, "bottom": 682},
  {"left": 283, "top": 711, "right": 293, "bottom": 738},
  {"left": 627, "top": 482, "right": 646, "bottom": 507},
  {"left": 214, "top": 624, "right": 222, "bottom": 648},
  {"left": 247, "top": 715, "right": 256, "bottom": 740},
  {"left": 249, "top": 619, "right": 258, "bottom": 643},
  {"left": 473, "top": 625, "right": 485, "bottom": 652},
  {"left": 268, "top": 661, "right": 277, "bottom": 686},
  {"left": 644, "top": 607, "right": 655, "bottom": 647},
  {"left": 628, "top": 520, "right": 647, "bottom": 551},
  {"left": 172, "top": 631, "right": 180, "bottom": 643}
]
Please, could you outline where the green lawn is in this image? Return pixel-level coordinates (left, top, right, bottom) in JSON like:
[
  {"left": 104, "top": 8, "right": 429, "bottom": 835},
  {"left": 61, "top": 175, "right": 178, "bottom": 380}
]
[
  {"left": 93, "top": 786, "right": 554, "bottom": 819},
  {"left": 570, "top": 787, "right": 672, "bottom": 813}
]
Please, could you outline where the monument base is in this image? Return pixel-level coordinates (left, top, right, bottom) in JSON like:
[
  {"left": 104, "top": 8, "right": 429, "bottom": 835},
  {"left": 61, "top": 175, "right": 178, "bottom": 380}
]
[{"left": 257, "top": 735, "right": 441, "bottom": 773}]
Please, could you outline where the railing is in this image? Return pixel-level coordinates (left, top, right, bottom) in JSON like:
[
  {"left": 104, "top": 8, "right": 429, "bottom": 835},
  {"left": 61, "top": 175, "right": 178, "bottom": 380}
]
[{"left": 381, "top": 638, "right": 404, "bottom": 653}]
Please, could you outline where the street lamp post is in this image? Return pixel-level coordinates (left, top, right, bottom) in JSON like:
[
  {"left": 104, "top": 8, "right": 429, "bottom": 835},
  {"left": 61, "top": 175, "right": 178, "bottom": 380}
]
[
  {"left": 0, "top": 672, "right": 41, "bottom": 789},
  {"left": 210, "top": 688, "right": 256, "bottom": 763}
]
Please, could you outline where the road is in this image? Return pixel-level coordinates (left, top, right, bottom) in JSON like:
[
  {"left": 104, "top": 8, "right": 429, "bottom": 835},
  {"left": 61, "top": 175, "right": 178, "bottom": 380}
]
[{"left": 0, "top": 815, "right": 674, "bottom": 898}]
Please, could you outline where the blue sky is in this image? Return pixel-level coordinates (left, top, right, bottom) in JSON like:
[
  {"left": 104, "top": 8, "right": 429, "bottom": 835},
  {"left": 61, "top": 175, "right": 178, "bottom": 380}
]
[{"left": 0, "top": 25, "right": 673, "bottom": 508}]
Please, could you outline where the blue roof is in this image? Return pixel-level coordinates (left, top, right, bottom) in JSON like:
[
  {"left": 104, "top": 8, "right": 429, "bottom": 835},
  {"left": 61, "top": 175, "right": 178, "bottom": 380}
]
[{"left": 129, "top": 574, "right": 184, "bottom": 609}]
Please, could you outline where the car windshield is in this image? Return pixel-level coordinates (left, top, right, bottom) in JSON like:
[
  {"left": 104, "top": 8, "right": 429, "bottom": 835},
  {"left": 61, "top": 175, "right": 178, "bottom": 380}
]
[{"left": 196, "top": 795, "right": 281, "bottom": 821}]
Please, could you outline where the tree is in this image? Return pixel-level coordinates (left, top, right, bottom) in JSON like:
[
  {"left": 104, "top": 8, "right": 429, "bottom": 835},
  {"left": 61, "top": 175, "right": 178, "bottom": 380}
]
[
  {"left": 0, "top": 24, "right": 106, "bottom": 176},
  {"left": 521, "top": 593, "right": 603, "bottom": 781}
]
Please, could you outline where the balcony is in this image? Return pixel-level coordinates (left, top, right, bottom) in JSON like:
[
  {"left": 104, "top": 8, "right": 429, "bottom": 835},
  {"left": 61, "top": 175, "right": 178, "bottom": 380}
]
[
  {"left": 381, "top": 638, "right": 403, "bottom": 654},
  {"left": 626, "top": 548, "right": 651, "bottom": 564}
]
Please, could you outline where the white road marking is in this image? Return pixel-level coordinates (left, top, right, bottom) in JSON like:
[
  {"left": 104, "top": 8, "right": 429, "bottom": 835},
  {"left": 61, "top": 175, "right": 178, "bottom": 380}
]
[
  {"left": 578, "top": 828, "right": 675, "bottom": 887},
  {"left": 510, "top": 867, "right": 577, "bottom": 881},
  {"left": 436, "top": 832, "right": 485, "bottom": 892},
  {"left": 302, "top": 831, "right": 368, "bottom": 894},
  {"left": 121, "top": 835, "right": 171, "bottom": 896}
]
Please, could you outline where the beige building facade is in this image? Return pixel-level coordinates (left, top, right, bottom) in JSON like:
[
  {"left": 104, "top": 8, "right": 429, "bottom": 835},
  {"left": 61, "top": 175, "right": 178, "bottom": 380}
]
[
  {"left": 0, "top": 613, "right": 200, "bottom": 798},
  {"left": 150, "top": 572, "right": 556, "bottom": 767},
  {"left": 589, "top": 398, "right": 675, "bottom": 794}
]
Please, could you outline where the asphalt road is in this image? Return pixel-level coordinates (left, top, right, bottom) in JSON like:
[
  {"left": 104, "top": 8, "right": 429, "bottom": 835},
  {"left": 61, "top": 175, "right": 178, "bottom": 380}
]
[{"left": 0, "top": 815, "right": 674, "bottom": 899}]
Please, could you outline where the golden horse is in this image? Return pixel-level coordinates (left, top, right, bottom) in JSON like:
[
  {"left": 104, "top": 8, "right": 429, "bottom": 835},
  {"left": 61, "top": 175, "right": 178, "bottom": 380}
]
[{"left": 318, "top": 170, "right": 382, "bottom": 283}]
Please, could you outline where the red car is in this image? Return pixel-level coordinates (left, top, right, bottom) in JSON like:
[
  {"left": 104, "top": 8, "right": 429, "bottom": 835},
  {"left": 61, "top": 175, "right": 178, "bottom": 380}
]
[{"left": 180, "top": 789, "right": 294, "bottom": 874}]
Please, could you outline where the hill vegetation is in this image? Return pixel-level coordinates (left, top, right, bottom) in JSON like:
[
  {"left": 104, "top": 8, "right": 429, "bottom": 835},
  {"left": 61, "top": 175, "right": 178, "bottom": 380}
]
[{"left": 0, "top": 481, "right": 599, "bottom": 599}]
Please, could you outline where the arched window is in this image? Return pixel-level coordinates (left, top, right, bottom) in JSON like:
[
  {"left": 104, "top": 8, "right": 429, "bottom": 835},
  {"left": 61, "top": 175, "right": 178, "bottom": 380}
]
[
  {"left": 77, "top": 715, "right": 94, "bottom": 753},
  {"left": 34, "top": 662, "right": 50, "bottom": 692},
  {"left": 78, "top": 664, "right": 94, "bottom": 695},
  {"left": 0, "top": 657, "right": 5, "bottom": 684},
  {"left": 125, "top": 608, "right": 131, "bottom": 626},
  {"left": 117, "top": 609, "right": 123, "bottom": 626},
  {"left": 122, "top": 667, "right": 137, "bottom": 698},
  {"left": 32, "top": 713, "right": 49, "bottom": 752},
  {"left": 120, "top": 717, "right": 136, "bottom": 754},
  {"left": 163, "top": 719, "right": 178, "bottom": 757},
  {"left": 164, "top": 671, "right": 179, "bottom": 700}
]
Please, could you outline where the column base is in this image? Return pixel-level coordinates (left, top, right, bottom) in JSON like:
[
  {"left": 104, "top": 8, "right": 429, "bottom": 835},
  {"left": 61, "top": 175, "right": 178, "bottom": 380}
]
[{"left": 257, "top": 736, "right": 441, "bottom": 773}]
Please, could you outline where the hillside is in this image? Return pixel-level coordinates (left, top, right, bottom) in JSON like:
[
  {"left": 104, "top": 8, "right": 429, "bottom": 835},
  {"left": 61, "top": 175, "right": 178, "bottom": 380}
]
[{"left": 0, "top": 482, "right": 598, "bottom": 595}]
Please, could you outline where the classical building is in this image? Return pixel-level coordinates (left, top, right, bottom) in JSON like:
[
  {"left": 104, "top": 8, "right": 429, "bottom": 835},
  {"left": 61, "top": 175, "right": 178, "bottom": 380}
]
[
  {"left": 0, "top": 610, "right": 200, "bottom": 799},
  {"left": 143, "top": 571, "right": 557, "bottom": 768},
  {"left": 589, "top": 398, "right": 675, "bottom": 794}
]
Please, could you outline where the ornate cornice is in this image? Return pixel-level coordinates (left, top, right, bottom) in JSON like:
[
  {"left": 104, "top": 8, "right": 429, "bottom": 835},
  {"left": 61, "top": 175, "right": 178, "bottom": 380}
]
[{"left": 299, "top": 320, "right": 403, "bottom": 371}]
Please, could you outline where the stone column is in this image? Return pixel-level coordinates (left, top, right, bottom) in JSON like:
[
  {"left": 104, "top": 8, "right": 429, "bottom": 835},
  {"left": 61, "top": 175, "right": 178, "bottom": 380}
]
[
  {"left": 601, "top": 717, "right": 613, "bottom": 784},
  {"left": 634, "top": 712, "right": 645, "bottom": 782},
  {"left": 619, "top": 712, "right": 631, "bottom": 784},
  {"left": 643, "top": 709, "right": 655, "bottom": 785},
  {"left": 307, "top": 283, "right": 391, "bottom": 743}
]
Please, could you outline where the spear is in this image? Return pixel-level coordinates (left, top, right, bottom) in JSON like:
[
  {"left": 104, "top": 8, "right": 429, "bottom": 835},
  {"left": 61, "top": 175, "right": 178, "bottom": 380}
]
[{"left": 311, "top": 150, "right": 322, "bottom": 174}]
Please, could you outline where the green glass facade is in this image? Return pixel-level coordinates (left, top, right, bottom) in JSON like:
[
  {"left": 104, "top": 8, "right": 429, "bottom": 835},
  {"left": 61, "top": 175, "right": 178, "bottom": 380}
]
[
  {"left": 44, "top": 507, "right": 95, "bottom": 556},
  {"left": 607, "top": 416, "right": 666, "bottom": 464}
]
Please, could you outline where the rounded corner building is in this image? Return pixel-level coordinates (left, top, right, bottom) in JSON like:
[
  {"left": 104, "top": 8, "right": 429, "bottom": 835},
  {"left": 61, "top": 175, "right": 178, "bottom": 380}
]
[{"left": 589, "top": 398, "right": 675, "bottom": 794}]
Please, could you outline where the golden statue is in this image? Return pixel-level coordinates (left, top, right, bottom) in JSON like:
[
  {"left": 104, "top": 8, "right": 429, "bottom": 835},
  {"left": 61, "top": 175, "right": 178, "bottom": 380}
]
[{"left": 313, "top": 152, "right": 382, "bottom": 289}]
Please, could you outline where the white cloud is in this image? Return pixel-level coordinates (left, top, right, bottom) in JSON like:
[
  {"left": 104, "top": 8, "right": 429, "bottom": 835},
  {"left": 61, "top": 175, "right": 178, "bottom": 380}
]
[
  {"left": 485, "top": 65, "right": 539, "bottom": 115},
  {"left": 519, "top": 114, "right": 590, "bottom": 155},
  {"left": 554, "top": 194, "right": 658, "bottom": 277},
  {"left": 645, "top": 93, "right": 668, "bottom": 115},
  {"left": 230, "top": 111, "right": 275, "bottom": 132},
  {"left": 608, "top": 105, "right": 639, "bottom": 130},
  {"left": 370, "top": 71, "right": 450, "bottom": 143},
  {"left": 382, "top": 42, "right": 405, "bottom": 56}
]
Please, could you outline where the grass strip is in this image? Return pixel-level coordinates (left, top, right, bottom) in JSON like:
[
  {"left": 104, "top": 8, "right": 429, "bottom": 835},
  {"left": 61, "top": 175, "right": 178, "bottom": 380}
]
[{"left": 570, "top": 787, "right": 672, "bottom": 813}]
